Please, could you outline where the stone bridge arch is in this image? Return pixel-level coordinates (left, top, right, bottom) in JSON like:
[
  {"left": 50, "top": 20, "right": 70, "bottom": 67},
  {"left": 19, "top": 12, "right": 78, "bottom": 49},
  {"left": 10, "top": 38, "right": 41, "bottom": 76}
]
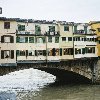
[{"left": 0, "top": 58, "right": 98, "bottom": 83}]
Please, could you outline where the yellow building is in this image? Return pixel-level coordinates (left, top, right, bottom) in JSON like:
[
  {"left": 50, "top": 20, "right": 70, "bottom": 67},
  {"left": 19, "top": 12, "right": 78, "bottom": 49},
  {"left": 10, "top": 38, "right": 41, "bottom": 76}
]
[{"left": 90, "top": 21, "right": 100, "bottom": 58}]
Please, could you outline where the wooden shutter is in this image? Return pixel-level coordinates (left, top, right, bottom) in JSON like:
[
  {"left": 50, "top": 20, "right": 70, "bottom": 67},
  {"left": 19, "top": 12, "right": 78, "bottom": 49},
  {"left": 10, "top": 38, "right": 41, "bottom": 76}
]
[
  {"left": 1, "top": 36, "right": 4, "bottom": 43},
  {"left": 35, "top": 50, "right": 37, "bottom": 56},
  {"left": 11, "top": 50, "right": 14, "bottom": 59},
  {"left": 26, "top": 50, "right": 28, "bottom": 56},
  {"left": 60, "top": 48, "right": 62, "bottom": 56},
  {"left": 10, "top": 36, "right": 14, "bottom": 43},
  {"left": 1, "top": 50, "right": 4, "bottom": 59},
  {"left": 52, "top": 48, "right": 55, "bottom": 56},
  {"left": 43, "top": 50, "right": 46, "bottom": 56}
]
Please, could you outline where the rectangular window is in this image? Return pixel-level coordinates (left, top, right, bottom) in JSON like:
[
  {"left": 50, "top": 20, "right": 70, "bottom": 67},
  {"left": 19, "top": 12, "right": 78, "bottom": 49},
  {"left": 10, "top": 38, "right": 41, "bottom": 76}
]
[
  {"left": 75, "top": 48, "right": 81, "bottom": 54},
  {"left": 98, "top": 40, "right": 100, "bottom": 44},
  {"left": 49, "top": 26, "right": 55, "bottom": 32},
  {"left": 4, "top": 37, "right": 10, "bottom": 42},
  {"left": 48, "top": 48, "right": 55, "bottom": 56},
  {"left": 63, "top": 48, "right": 73, "bottom": 55},
  {"left": 18, "top": 25, "right": 25, "bottom": 31},
  {"left": 4, "top": 50, "right": 10, "bottom": 58},
  {"left": 35, "top": 25, "right": 41, "bottom": 35},
  {"left": 64, "top": 26, "right": 69, "bottom": 31},
  {"left": 55, "top": 37, "right": 59, "bottom": 43},
  {"left": 97, "top": 28, "right": 100, "bottom": 32},
  {"left": 28, "top": 50, "right": 35, "bottom": 56},
  {"left": 29, "top": 37, "right": 34, "bottom": 43},
  {"left": 16, "top": 37, "right": 28, "bottom": 43},
  {"left": 36, "top": 37, "right": 45, "bottom": 43},
  {"left": 20, "top": 50, "right": 26, "bottom": 56},
  {"left": 4, "top": 22, "right": 10, "bottom": 29},
  {"left": 55, "top": 49, "right": 59, "bottom": 56},
  {"left": 62, "top": 37, "right": 66, "bottom": 41},
  {"left": 77, "top": 30, "right": 84, "bottom": 34},
  {"left": 68, "top": 37, "right": 72, "bottom": 41},
  {"left": 48, "top": 37, "right": 52, "bottom": 42},
  {"left": 86, "top": 47, "right": 95, "bottom": 53},
  {"left": 1, "top": 50, "right": 14, "bottom": 59},
  {"left": 1, "top": 35, "right": 14, "bottom": 43},
  {"left": 37, "top": 50, "right": 43, "bottom": 56}
]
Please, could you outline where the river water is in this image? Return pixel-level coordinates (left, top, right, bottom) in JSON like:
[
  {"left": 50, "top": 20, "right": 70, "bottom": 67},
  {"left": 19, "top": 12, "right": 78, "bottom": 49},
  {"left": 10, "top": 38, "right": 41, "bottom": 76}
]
[{"left": 0, "top": 68, "right": 100, "bottom": 100}]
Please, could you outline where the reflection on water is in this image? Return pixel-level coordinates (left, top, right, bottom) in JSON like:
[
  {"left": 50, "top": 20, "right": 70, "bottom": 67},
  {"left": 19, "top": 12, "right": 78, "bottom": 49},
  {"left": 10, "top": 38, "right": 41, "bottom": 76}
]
[
  {"left": 0, "top": 68, "right": 100, "bottom": 100},
  {"left": 17, "top": 84, "right": 100, "bottom": 100}
]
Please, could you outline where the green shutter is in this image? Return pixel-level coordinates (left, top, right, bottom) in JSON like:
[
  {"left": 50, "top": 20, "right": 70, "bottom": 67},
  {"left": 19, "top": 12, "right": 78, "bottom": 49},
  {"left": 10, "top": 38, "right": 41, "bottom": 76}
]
[
  {"left": 84, "top": 26, "right": 87, "bottom": 34},
  {"left": 25, "top": 37, "right": 28, "bottom": 43},
  {"left": 16, "top": 37, "right": 20, "bottom": 43},
  {"left": 82, "top": 48, "right": 85, "bottom": 54},
  {"left": 60, "top": 48, "right": 62, "bottom": 56},
  {"left": 74, "top": 26, "right": 77, "bottom": 33},
  {"left": 11, "top": 50, "right": 14, "bottom": 59},
  {"left": 16, "top": 50, "right": 19, "bottom": 56}
]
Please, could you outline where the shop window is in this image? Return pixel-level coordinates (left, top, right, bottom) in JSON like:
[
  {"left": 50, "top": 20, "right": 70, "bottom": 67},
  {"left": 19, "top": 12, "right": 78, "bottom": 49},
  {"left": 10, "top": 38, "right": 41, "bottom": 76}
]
[
  {"left": 48, "top": 49, "right": 52, "bottom": 56},
  {"left": 86, "top": 47, "right": 95, "bottom": 53},
  {"left": 20, "top": 50, "right": 26, "bottom": 56},
  {"left": 28, "top": 50, "right": 35, "bottom": 56},
  {"left": 38, "top": 50, "right": 43, "bottom": 56},
  {"left": 75, "top": 48, "right": 81, "bottom": 54},
  {"left": 55, "top": 49, "right": 59, "bottom": 56},
  {"left": 63, "top": 48, "right": 73, "bottom": 55},
  {"left": 4, "top": 22, "right": 10, "bottom": 29}
]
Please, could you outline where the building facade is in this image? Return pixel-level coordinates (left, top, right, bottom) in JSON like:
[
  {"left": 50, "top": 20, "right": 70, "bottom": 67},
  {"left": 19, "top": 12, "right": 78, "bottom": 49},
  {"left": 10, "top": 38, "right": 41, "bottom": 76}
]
[
  {"left": 0, "top": 17, "right": 17, "bottom": 66},
  {"left": 73, "top": 23, "right": 97, "bottom": 59},
  {"left": 90, "top": 21, "right": 100, "bottom": 58},
  {"left": 0, "top": 17, "right": 98, "bottom": 66}
]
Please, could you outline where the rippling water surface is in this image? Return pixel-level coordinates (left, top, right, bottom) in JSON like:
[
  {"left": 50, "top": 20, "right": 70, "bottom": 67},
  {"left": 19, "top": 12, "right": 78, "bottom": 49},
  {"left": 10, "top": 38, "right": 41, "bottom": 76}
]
[{"left": 0, "top": 68, "right": 100, "bottom": 100}]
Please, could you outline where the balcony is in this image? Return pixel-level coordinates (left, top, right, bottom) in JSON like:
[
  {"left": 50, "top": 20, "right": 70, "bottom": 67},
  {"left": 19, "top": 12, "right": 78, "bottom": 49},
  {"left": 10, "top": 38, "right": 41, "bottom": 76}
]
[
  {"left": 74, "top": 30, "right": 85, "bottom": 34},
  {"left": 16, "top": 31, "right": 34, "bottom": 35},
  {"left": 45, "top": 31, "right": 60, "bottom": 36}
]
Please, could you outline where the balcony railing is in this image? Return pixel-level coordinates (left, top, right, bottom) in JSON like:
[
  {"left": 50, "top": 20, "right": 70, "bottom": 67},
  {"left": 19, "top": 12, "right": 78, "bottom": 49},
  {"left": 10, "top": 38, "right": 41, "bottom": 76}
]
[
  {"left": 74, "top": 29, "right": 96, "bottom": 35},
  {"left": 45, "top": 31, "right": 60, "bottom": 36}
]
